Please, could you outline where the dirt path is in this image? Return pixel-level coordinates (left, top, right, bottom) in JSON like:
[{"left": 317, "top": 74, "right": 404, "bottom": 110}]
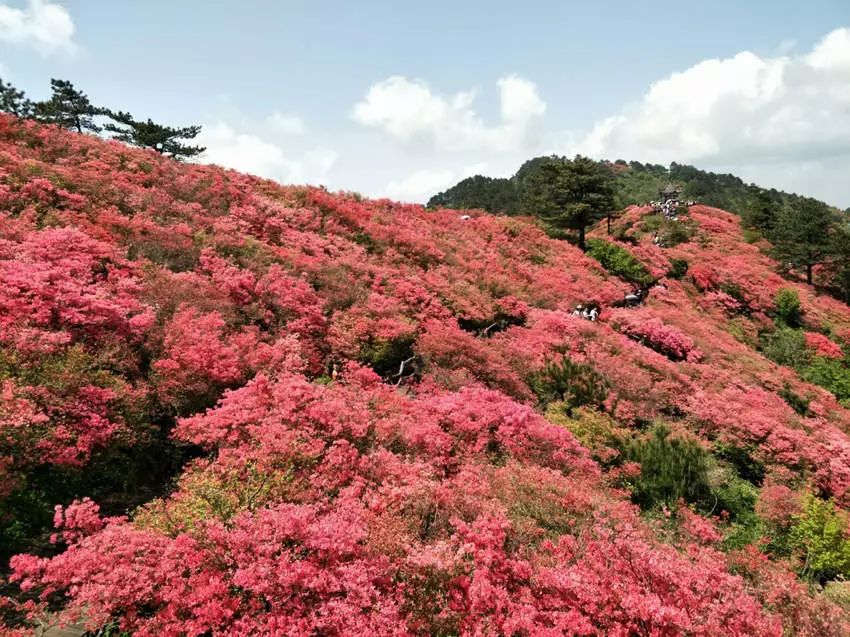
[{"left": 34, "top": 620, "right": 86, "bottom": 636}]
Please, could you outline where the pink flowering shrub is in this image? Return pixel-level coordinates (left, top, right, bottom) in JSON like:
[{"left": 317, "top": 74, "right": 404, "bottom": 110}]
[
  {"left": 756, "top": 482, "right": 803, "bottom": 529},
  {"left": 690, "top": 264, "right": 720, "bottom": 291},
  {"left": 677, "top": 504, "right": 724, "bottom": 545},
  {"left": 1, "top": 115, "right": 850, "bottom": 634},
  {"left": 805, "top": 332, "right": 844, "bottom": 359},
  {"left": 610, "top": 309, "right": 703, "bottom": 362},
  {"left": 5, "top": 367, "right": 780, "bottom": 635},
  {"left": 152, "top": 305, "right": 260, "bottom": 408},
  {"left": 50, "top": 497, "right": 122, "bottom": 545}
]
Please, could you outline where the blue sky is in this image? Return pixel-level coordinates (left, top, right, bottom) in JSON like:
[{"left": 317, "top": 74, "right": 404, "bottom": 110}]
[{"left": 1, "top": 0, "right": 849, "bottom": 206}]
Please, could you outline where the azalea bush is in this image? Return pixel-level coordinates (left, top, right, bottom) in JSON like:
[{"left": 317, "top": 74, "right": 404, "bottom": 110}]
[
  {"left": 1, "top": 115, "right": 850, "bottom": 634},
  {"left": 610, "top": 310, "right": 703, "bottom": 362}
]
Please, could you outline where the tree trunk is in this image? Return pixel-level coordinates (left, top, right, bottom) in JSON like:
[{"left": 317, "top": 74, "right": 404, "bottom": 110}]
[
  {"left": 579, "top": 225, "right": 586, "bottom": 251},
  {"left": 806, "top": 263, "right": 813, "bottom": 285}
]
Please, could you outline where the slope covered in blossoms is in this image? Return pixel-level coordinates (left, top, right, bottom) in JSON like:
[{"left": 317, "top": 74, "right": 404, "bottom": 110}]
[{"left": 2, "top": 114, "right": 850, "bottom": 635}]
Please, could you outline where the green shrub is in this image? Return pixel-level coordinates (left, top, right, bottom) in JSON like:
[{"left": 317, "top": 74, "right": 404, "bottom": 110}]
[
  {"left": 541, "top": 224, "right": 575, "bottom": 242},
  {"left": 626, "top": 424, "right": 713, "bottom": 510},
  {"left": 660, "top": 219, "right": 696, "bottom": 247},
  {"left": 789, "top": 494, "right": 850, "bottom": 582},
  {"left": 711, "top": 466, "right": 759, "bottom": 521},
  {"left": 667, "top": 258, "right": 689, "bottom": 280},
  {"left": 709, "top": 465, "right": 761, "bottom": 549},
  {"left": 774, "top": 288, "right": 803, "bottom": 327},
  {"left": 713, "top": 442, "right": 765, "bottom": 486},
  {"left": 641, "top": 214, "right": 663, "bottom": 233},
  {"left": 761, "top": 328, "right": 811, "bottom": 369},
  {"left": 726, "top": 319, "right": 759, "bottom": 348},
  {"left": 351, "top": 230, "right": 383, "bottom": 254},
  {"left": 779, "top": 382, "right": 811, "bottom": 416},
  {"left": 742, "top": 228, "right": 762, "bottom": 244},
  {"left": 545, "top": 406, "right": 627, "bottom": 465},
  {"left": 528, "top": 355, "right": 608, "bottom": 416},
  {"left": 723, "top": 515, "right": 764, "bottom": 551},
  {"left": 360, "top": 334, "right": 417, "bottom": 378},
  {"left": 627, "top": 428, "right": 760, "bottom": 533},
  {"left": 586, "top": 238, "right": 653, "bottom": 286},
  {"left": 801, "top": 356, "right": 850, "bottom": 403}
]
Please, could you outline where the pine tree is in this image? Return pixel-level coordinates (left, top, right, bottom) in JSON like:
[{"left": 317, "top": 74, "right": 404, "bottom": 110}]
[
  {"left": 519, "top": 155, "right": 614, "bottom": 250},
  {"left": 104, "top": 111, "right": 205, "bottom": 160},
  {"left": 769, "top": 198, "right": 836, "bottom": 285},
  {"left": 34, "top": 79, "right": 103, "bottom": 133},
  {"left": 743, "top": 187, "right": 780, "bottom": 233},
  {"left": 826, "top": 222, "right": 850, "bottom": 303},
  {"left": 0, "top": 77, "right": 33, "bottom": 118}
]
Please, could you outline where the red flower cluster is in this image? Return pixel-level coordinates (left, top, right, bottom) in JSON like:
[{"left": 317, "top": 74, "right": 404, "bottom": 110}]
[
  {"left": 609, "top": 308, "right": 703, "bottom": 362},
  {"left": 805, "top": 332, "right": 844, "bottom": 359}
]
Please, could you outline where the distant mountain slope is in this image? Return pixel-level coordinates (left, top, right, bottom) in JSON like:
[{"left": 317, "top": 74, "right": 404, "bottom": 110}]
[
  {"left": 428, "top": 157, "right": 843, "bottom": 221},
  {"left": 2, "top": 115, "right": 850, "bottom": 635}
]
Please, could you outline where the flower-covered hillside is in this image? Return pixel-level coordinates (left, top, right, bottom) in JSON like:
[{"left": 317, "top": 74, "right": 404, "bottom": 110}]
[{"left": 2, "top": 114, "right": 850, "bottom": 635}]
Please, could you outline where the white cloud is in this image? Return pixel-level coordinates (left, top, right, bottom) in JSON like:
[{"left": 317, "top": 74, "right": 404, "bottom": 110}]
[
  {"left": 384, "top": 168, "right": 456, "bottom": 202},
  {"left": 573, "top": 28, "right": 850, "bottom": 169},
  {"left": 266, "top": 112, "right": 307, "bottom": 135},
  {"left": 807, "top": 28, "right": 850, "bottom": 70},
  {"left": 351, "top": 74, "right": 546, "bottom": 152},
  {"left": 197, "top": 121, "right": 336, "bottom": 186},
  {"left": 0, "top": 0, "right": 75, "bottom": 55},
  {"left": 497, "top": 74, "right": 546, "bottom": 123}
]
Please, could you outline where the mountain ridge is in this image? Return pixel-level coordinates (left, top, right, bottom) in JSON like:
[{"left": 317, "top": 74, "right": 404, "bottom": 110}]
[{"left": 427, "top": 157, "right": 849, "bottom": 218}]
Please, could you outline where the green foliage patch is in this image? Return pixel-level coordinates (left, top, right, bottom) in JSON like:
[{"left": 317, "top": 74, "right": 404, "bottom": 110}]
[
  {"left": 528, "top": 355, "right": 608, "bottom": 416},
  {"left": 586, "top": 238, "right": 653, "bottom": 286}
]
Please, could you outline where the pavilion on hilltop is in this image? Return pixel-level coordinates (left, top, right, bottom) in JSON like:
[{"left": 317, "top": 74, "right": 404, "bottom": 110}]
[{"left": 659, "top": 183, "right": 681, "bottom": 202}]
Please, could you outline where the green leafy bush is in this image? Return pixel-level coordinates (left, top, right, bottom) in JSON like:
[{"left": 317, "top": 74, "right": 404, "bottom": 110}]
[
  {"left": 660, "top": 219, "right": 696, "bottom": 247},
  {"left": 779, "top": 382, "right": 811, "bottom": 416},
  {"left": 528, "top": 355, "right": 608, "bottom": 416},
  {"left": 802, "top": 356, "right": 850, "bottom": 404},
  {"left": 761, "top": 328, "right": 811, "bottom": 369},
  {"left": 586, "top": 238, "right": 653, "bottom": 286},
  {"left": 790, "top": 494, "right": 850, "bottom": 582},
  {"left": 774, "top": 288, "right": 803, "bottom": 327},
  {"left": 714, "top": 442, "right": 765, "bottom": 486},
  {"left": 641, "top": 214, "right": 663, "bottom": 233},
  {"left": 627, "top": 426, "right": 761, "bottom": 537},
  {"left": 710, "top": 466, "right": 761, "bottom": 549},
  {"left": 667, "top": 258, "right": 689, "bottom": 280},
  {"left": 545, "top": 406, "right": 627, "bottom": 466}
]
